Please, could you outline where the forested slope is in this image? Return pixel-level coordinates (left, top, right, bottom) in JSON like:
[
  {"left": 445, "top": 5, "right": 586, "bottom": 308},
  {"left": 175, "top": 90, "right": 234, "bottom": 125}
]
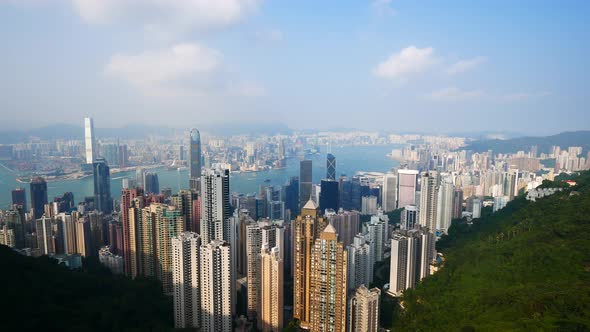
[{"left": 393, "top": 171, "right": 590, "bottom": 331}]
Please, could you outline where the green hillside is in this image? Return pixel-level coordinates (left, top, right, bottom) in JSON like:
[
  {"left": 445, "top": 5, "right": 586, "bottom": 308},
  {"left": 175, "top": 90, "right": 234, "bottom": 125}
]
[
  {"left": 393, "top": 171, "right": 590, "bottom": 331},
  {"left": 0, "top": 248, "right": 174, "bottom": 331}
]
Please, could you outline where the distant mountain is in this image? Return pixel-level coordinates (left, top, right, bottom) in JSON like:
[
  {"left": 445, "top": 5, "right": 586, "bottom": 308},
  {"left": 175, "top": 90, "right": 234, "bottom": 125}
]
[
  {"left": 463, "top": 130, "right": 590, "bottom": 154},
  {"left": 391, "top": 171, "right": 590, "bottom": 331},
  {"left": 0, "top": 122, "right": 293, "bottom": 143}
]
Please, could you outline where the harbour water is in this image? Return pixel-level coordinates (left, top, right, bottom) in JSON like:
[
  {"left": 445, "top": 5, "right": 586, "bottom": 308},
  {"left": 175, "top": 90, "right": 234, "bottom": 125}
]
[{"left": 0, "top": 145, "right": 399, "bottom": 209}]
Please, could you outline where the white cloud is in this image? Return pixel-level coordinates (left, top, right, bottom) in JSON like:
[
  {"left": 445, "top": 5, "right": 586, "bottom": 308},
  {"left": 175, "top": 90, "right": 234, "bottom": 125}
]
[
  {"left": 446, "top": 56, "right": 487, "bottom": 75},
  {"left": 72, "top": 0, "right": 262, "bottom": 35},
  {"left": 104, "top": 43, "right": 222, "bottom": 96},
  {"left": 373, "top": 46, "right": 436, "bottom": 80},
  {"left": 372, "top": 0, "right": 395, "bottom": 17},
  {"left": 427, "top": 87, "right": 550, "bottom": 102}
]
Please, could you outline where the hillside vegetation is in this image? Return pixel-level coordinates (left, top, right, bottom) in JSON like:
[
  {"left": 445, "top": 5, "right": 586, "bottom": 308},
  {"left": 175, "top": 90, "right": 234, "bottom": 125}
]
[{"left": 393, "top": 171, "right": 590, "bottom": 331}]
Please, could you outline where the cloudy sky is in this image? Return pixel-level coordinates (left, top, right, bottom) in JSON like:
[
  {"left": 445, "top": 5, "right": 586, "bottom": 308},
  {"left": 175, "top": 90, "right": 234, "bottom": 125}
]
[{"left": 0, "top": 0, "right": 588, "bottom": 134}]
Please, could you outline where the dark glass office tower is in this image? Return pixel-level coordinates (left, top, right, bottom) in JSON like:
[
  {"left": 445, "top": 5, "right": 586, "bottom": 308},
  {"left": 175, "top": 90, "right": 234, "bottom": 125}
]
[
  {"left": 338, "top": 176, "right": 352, "bottom": 210},
  {"left": 93, "top": 158, "right": 112, "bottom": 213},
  {"left": 284, "top": 176, "right": 299, "bottom": 214},
  {"left": 12, "top": 187, "right": 27, "bottom": 208},
  {"left": 326, "top": 153, "right": 336, "bottom": 181},
  {"left": 30, "top": 177, "right": 48, "bottom": 219},
  {"left": 189, "top": 128, "right": 202, "bottom": 190},
  {"left": 54, "top": 192, "right": 75, "bottom": 213},
  {"left": 299, "top": 160, "right": 312, "bottom": 209},
  {"left": 319, "top": 179, "right": 339, "bottom": 213},
  {"left": 144, "top": 172, "right": 160, "bottom": 194}
]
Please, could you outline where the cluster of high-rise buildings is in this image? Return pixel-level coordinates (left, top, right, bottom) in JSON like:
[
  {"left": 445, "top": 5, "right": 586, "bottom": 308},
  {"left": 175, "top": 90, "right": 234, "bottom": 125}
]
[{"left": 2, "top": 117, "right": 589, "bottom": 331}]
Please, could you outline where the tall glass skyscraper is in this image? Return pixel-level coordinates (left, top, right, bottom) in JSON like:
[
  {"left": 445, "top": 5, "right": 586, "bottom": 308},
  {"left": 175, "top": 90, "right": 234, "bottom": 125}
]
[
  {"left": 189, "top": 128, "right": 202, "bottom": 190},
  {"left": 11, "top": 187, "right": 27, "bottom": 208},
  {"left": 30, "top": 177, "right": 47, "bottom": 219},
  {"left": 93, "top": 158, "right": 112, "bottom": 213},
  {"left": 84, "top": 117, "right": 96, "bottom": 164},
  {"left": 299, "top": 160, "right": 312, "bottom": 209},
  {"left": 326, "top": 153, "right": 336, "bottom": 181}
]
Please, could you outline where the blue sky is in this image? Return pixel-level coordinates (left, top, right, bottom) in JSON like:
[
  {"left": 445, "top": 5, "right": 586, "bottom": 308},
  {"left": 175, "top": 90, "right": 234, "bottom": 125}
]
[{"left": 0, "top": 0, "right": 588, "bottom": 134}]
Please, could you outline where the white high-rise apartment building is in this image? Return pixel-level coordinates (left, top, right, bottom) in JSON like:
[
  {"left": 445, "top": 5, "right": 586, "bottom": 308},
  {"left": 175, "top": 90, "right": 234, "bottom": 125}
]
[
  {"left": 361, "top": 196, "right": 378, "bottom": 215},
  {"left": 401, "top": 205, "right": 418, "bottom": 230},
  {"left": 397, "top": 169, "right": 419, "bottom": 209},
  {"left": 347, "top": 233, "right": 373, "bottom": 291},
  {"left": 200, "top": 240, "right": 233, "bottom": 332},
  {"left": 84, "top": 117, "right": 96, "bottom": 164},
  {"left": 388, "top": 228, "right": 434, "bottom": 297},
  {"left": 363, "top": 215, "right": 386, "bottom": 263},
  {"left": 200, "top": 168, "right": 231, "bottom": 245},
  {"left": 382, "top": 173, "right": 398, "bottom": 212},
  {"left": 419, "top": 171, "right": 439, "bottom": 232},
  {"left": 172, "top": 232, "right": 201, "bottom": 329},
  {"left": 436, "top": 179, "right": 454, "bottom": 232}
]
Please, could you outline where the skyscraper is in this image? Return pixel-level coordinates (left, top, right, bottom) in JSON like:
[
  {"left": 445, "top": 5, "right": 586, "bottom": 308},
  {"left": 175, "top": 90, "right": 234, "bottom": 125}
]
[
  {"left": 172, "top": 232, "right": 202, "bottom": 329},
  {"left": 144, "top": 172, "right": 160, "bottom": 194},
  {"left": 309, "top": 223, "right": 347, "bottom": 332},
  {"left": 245, "top": 220, "right": 284, "bottom": 322},
  {"left": 338, "top": 176, "right": 352, "bottom": 210},
  {"left": 259, "top": 245, "right": 284, "bottom": 332},
  {"left": 76, "top": 219, "right": 92, "bottom": 257},
  {"left": 93, "top": 158, "right": 112, "bottom": 214},
  {"left": 200, "top": 168, "right": 231, "bottom": 245},
  {"left": 284, "top": 176, "right": 299, "bottom": 216},
  {"left": 293, "top": 199, "right": 327, "bottom": 327},
  {"left": 136, "top": 168, "right": 145, "bottom": 189},
  {"left": 152, "top": 204, "right": 185, "bottom": 295},
  {"left": 348, "top": 285, "right": 380, "bottom": 332},
  {"left": 200, "top": 240, "right": 233, "bottom": 332},
  {"left": 36, "top": 216, "right": 54, "bottom": 255},
  {"left": 347, "top": 233, "right": 373, "bottom": 291},
  {"left": 319, "top": 179, "right": 339, "bottom": 213},
  {"left": 30, "top": 176, "right": 48, "bottom": 220},
  {"left": 452, "top": 188, "right": 464, "bottom": 219},
  {"left": 121, "top": 188, "right": 141, "bottom": 277},
  {"left": 11, "top": 187, "right": 26, "bottom": 209},
  {"left": 397, "top": 169, "right": 419, "bottom": 209},
  {"left": 436, "top": 179, "right": 454, "bottom": 232},
  {"left": 401, "top": 205, "right": 418, "bottom": 230},
  {"left": 326, "top": 153, "right": 336, "bottom": 181},
  {"left": 327, "top": 209, "right": 360, "bottom": 247},
  {"left": 171, "top": 190, "right": 197, "bottom": 232},
  {"left": 189, "top": 128, "right": 202, "bottom": 190},
  {"left": 418, "top": 171, "right": 439, "bottom": 232},
  {"left": 388, "top": 228, "right": 433, "bottom": 297},
  {"left": 364, "top": 215, "right": 387, "bottom": 263},
  {"left": 299, "top": 160, "right": 312, "bottom": 210},
  {"left": 84, "top": 117, "right": 96, "bottom": 164},
  {"left": 382, "top": 173, "right": 398, "bottom": 212}
]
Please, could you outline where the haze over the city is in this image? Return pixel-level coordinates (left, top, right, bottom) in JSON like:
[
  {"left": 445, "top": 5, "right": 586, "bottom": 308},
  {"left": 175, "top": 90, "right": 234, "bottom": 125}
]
[{"left": 1, "top": 0, "right": 588, "bottom": 134}]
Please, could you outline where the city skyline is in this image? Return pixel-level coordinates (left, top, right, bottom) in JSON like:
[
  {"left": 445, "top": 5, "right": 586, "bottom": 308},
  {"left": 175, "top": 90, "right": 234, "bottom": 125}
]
[
  {"left": 1, "top": 1, "right": 589, "bottom": 133},
  {"left": 1, "top": 1, "right": 589, "bottom": 331}
]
